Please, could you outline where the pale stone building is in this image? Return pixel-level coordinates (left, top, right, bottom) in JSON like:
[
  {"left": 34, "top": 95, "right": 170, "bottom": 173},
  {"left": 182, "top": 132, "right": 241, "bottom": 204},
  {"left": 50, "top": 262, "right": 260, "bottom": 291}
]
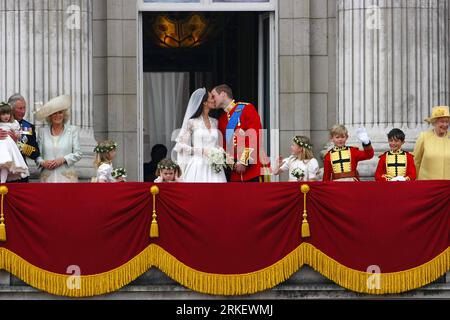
[
  {"left": 1, "top": 0, "right": 448, "bottom": 181},
  {"left": 0, "top": 0, "right": 448, "bottom": 298}
]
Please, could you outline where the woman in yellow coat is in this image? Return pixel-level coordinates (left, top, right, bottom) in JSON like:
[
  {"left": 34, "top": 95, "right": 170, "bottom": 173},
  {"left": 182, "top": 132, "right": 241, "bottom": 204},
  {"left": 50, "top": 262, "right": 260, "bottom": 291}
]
[{"left": 413, "top": 106, "right": 450, "bottom": 180}]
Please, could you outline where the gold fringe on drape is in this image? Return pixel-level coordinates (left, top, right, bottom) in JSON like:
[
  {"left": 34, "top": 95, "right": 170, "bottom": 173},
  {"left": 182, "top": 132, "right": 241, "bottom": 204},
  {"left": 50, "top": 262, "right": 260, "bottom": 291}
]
[
  {"left": 0, "top": 247, "right": 153, "bottom": 297},
  {"left": 0, "top": 244, "right": 449, "bottom": 297},
  {"left": 300, "top": 243, "right": 450, "bottom": 294},
  {"left": 152, "top": 243, "right": 449, "bottom": 295}
]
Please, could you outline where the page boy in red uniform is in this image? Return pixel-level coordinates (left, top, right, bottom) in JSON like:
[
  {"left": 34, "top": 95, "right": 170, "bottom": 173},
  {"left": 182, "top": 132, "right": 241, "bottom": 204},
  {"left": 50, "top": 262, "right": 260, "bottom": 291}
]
[
  {"left": 323, "top": 124, "right": 374, "bottom": 181},
  {"left": 375, "top": 128, "right": 416, "bottom": 181}
]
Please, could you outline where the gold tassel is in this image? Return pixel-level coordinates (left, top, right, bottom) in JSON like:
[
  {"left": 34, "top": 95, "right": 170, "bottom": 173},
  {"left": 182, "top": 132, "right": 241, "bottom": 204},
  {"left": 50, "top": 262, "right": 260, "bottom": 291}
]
[
  {"left": 301, "top": 221, "right": 310, "bottom": 238},
  {"left": 0, "top": 186, "right": 8, "bottom": 242},
  {"left": 300, "top": 184, "right": 310, "bottom": 238},
  {"left": 150, "top": 221, "right": 159, "bottom": 238},
  {"left": 150, "top": 185, "right": 160, "bottom": 238},
  {"left": 0, "top": 223, "right": 5, "bottom": 242}
]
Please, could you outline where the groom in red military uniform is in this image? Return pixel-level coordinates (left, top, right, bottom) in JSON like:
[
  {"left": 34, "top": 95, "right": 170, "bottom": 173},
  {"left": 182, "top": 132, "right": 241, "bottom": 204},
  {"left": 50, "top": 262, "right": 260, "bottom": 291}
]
[{"left": 212, "top": 84, "right": 269, "bottom": 182}]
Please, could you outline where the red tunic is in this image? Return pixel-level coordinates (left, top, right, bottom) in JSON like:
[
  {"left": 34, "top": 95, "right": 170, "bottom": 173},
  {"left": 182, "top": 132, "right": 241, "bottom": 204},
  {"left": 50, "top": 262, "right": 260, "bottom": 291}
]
[
  {"left": 375, "top": 151, "right": 416, "bottom": 181},
  {"left": 218, "top": 102, "right": 264, "bottom": 182},
  {"left": 323, "top": 145, "right": 374, "bottom": 181}
]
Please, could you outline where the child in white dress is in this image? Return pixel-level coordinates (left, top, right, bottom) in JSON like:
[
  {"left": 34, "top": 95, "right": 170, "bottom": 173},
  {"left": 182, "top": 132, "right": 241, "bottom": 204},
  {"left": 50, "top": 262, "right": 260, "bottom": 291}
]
[
  {"left": 93, "top": 140, "right": 125, "bottom": 182},
  {"left": 273, "top": 135, "right": 319, "bottom": 181},
  {"left": 0, "top": 102, "right": 29, "bottom": 183},
  {"left": 154, "top": 159, "right": 183, "bottom": 182}
]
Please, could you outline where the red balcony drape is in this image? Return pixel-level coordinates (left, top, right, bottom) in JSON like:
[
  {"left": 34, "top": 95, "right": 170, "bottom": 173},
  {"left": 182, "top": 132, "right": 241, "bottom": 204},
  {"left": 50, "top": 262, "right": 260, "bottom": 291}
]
[{"left": 0, "top": 181, "right": 448, "bottom": 297}]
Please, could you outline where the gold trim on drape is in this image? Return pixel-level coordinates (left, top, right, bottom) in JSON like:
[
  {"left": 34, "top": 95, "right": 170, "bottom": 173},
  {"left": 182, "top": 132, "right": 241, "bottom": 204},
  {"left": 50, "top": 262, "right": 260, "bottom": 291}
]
[{"left": 1, "top": 244, "right": 448, "bottom": 297}]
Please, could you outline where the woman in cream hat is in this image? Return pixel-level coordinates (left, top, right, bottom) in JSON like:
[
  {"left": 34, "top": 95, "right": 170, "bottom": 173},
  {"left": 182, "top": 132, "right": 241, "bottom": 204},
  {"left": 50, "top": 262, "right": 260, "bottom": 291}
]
[
  {"left": 413, "top": 106, "right": 450, "bottom": 180},
  {"left": 35, "top": 95, "right": 82, "bottom": 182}
]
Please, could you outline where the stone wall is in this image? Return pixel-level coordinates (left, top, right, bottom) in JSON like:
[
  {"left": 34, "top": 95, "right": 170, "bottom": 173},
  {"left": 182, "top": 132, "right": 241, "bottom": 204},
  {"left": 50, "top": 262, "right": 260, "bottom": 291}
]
[
  {"left": 336, "top": 0, "right": 449, "bottom": 178},
  {"left": 0, "top": 0, "right": 97, "bottom": 179},
  {"left": 93, "top": 0, "right": 138, "bottom": 181},
  {"left": 278, "top": 0, "right": 337, "bottom": 177}
]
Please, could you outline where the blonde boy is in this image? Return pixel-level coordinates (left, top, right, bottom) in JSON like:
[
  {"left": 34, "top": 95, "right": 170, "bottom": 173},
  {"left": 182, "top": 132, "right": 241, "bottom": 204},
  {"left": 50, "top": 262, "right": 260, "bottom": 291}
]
[{"left": 323, "top": 125, "right": 374, "bottom": 181}]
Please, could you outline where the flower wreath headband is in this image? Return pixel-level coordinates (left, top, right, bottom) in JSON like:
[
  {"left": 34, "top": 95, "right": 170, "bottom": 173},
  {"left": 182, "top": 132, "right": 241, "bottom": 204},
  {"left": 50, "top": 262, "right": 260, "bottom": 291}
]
[
  {"left": 157, "top": 163, "right": 179, "bottom": 171},
  {"left": 94, "top": 141, "right": 118, "bottom": 154},
  {"left": 293, "top": 136, "right": 313, "bottom": 150}
]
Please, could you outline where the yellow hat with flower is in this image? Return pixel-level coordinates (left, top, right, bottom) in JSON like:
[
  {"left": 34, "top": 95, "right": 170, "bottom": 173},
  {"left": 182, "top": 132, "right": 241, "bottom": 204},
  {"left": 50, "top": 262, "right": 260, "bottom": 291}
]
[{"left": 424, "top": 106, "right": 450, "bottom": 123}]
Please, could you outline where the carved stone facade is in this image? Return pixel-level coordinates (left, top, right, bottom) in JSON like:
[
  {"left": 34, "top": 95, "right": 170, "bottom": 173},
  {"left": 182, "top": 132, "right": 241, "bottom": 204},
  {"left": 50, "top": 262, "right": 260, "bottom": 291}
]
[
  {"left": 0, "top": 0, "right": 96, "bottom": 178},
  {"left": 2, "top": 0, "right": 448, "bottom": 180},
  {"left": 336, "top": 0, "right": 449, "bottom": 177},
  {"left": 0, "top": 0, "right": 448, "bottom": 298}
]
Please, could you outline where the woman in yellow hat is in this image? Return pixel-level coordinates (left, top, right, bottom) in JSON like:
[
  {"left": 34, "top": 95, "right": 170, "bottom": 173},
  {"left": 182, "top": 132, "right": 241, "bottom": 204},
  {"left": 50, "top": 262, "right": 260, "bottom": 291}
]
[
  {"left": 413, "top": 106, "right": 450, "bottom": 180},
  {"left": 35, "top": 95, "right": 82, "bottom": 182}
]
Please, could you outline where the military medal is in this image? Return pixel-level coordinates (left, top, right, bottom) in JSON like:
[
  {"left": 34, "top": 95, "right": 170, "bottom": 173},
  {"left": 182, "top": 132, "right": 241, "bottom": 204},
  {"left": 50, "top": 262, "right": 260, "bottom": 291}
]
[{"left": 20, "top": 126, "right": 33, "bottom": 135}]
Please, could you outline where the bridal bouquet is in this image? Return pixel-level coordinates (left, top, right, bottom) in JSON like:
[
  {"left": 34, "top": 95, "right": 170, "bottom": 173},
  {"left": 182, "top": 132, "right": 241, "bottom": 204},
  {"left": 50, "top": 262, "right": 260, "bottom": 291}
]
[
  {"left": 291, "top": 168, "right": 305, "bottom": 180},
  {"left": 207, "top": 147, "right": 227, "bottom": 173},
  {"left": 112, "top": 167, "right": 127, "bottom": 180}
]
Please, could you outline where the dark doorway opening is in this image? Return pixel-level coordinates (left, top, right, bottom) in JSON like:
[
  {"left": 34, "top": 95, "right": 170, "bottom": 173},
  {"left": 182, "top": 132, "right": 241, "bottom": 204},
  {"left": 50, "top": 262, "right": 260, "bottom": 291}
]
[
  {"left": 141, "top": 11, "right": 272, "bottom": 165},
  {"left": 142, "top": 11, "right": 261, "bottom": 105}
]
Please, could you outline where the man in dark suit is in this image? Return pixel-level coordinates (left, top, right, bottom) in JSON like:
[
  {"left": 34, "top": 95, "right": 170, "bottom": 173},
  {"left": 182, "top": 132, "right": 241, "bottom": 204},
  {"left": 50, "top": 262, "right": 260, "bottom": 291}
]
[{"left": 6, "top": 94, "right": 40, "bottom": 182}]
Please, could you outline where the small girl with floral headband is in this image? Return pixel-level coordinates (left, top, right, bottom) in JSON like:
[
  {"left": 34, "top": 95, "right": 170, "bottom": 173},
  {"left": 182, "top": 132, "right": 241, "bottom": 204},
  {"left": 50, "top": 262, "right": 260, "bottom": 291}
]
[
  {"left": 273, "top": 135, "right": 319, "bottom": 181},
  {"left": 93, "top": 140, "right": 126, "bottom": 182},
  {"left": 154, "top": 158, "right": 182, "bottom": 182}
]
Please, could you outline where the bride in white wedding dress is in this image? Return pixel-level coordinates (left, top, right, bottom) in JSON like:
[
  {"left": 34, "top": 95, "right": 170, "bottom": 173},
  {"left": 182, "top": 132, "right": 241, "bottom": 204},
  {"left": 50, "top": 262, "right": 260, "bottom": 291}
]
[{"left": 172, "top": 88, "right": 227, "bottom": 183}]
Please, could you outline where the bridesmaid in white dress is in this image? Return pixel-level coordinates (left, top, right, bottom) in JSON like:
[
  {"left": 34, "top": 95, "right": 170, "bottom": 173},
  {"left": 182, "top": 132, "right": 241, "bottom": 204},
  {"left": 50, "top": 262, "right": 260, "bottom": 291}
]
[
  {"left": 93, "top": 140, "right": 125, "bottom": 183},
  {"left": 273, "top": 135, "right": 320, "bottom": 181},
  {"left": 172, "top": 88, "right": 227, "bottom": 183}
]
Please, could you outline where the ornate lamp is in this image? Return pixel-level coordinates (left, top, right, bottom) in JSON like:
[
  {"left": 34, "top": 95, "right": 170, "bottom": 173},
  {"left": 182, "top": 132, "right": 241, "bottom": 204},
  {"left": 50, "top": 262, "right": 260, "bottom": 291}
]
[{"left": 152, "top": 13, "right": 211, "bottom": 48}]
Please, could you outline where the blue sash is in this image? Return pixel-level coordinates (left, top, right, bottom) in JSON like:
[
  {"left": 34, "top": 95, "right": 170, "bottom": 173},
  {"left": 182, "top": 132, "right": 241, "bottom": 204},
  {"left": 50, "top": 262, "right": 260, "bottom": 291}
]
[
  {"left": 20, "top": 119, "right": 33, "bottom": 135},
  {"left": 225, "top": 104, "right": 246, "bottom": 145}
]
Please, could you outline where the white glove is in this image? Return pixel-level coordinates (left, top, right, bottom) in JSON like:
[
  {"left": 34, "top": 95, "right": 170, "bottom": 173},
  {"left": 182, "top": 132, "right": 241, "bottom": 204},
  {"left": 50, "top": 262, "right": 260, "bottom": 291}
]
[
  {"left": 355, "top": 127, "right": 371, "bottom": 145},
  {"left": 390, "top": 176, "right": 406, "bottom": 182}
]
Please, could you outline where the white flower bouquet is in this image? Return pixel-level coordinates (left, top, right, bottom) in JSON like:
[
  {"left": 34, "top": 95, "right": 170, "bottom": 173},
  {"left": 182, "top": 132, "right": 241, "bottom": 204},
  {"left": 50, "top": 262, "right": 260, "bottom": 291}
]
[
  {"left": 291, "top": 168, "right": 305, "bottom": 180},
  {"left": 112, "top": 167, "right": 127, "bottom": 179},
  {"left": 207, "top": 147, "right": 227, "bottom": 173}
]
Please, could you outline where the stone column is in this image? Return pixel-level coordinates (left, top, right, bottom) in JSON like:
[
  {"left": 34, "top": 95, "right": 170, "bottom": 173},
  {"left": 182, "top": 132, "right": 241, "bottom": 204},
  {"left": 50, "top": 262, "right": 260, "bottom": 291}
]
[
  {"left": 104, "top": 0, "right": 138, "bottom": 181},
  {"left": 336, "top": 0, "right": 449, "bottom": 178},
  {"left": 0, "top": 0, "right": 96, "bottom": 179}
]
